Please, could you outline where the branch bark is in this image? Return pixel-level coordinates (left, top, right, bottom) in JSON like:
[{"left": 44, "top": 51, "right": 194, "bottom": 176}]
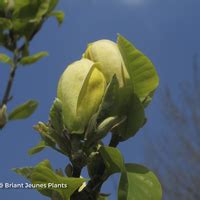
[{"left": 1, "top": 49, "right": 18, "bottom": 107}]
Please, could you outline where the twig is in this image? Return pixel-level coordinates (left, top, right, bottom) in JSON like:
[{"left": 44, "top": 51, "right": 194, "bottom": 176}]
[{"left": 1, "top": 49, "right": 18, "bottom": 107}]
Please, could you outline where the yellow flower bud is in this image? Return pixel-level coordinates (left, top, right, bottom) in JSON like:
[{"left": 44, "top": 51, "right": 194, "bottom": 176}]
[
  {"left": 83, "top": 39, "right": 129, "bottom": 87},
  {"left": 57, "top": 58, "right": 106, "bottom": 134}
]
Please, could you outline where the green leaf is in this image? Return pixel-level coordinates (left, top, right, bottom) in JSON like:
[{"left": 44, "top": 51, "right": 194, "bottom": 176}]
[
  {"left": 84, "top": 113, "right": 98, "bottom": 140},
  {"left": 13, "top": 167, "right": 34, "bottom": 179},
  {"left": 0, "top": 18, "right": 12, "bottom": 30},
  {"left": 8, "top": 100, "right": 38, "bottom": 120},
  {"left": 13, "top": 0, "right": 38, "bottom": 19},
  {"left": 28, "top": 140, "right": 46, "bottom": 155},
  {"left": 48, "top": 0, "right": 59, "bottom": 12},
  {"left": 0, "top": 53, "right": 12, "bottom": 65},
  {"left": 32, "top": 168, "right": 86, "bottom": 199},
  {"left": 100, "top": 146, "right": 125, "bottom": 175},
  {"left": 85, "top": 116, "right": 125, "bottom": 148},
  {"left": 97, "top": 75, "right": 120, "bottom": 123},
  {"left": 20, "top": 51, "right": 48, "bottom": 65},
  {"left": 49, "top": 11, "right": 64, "bottom": 25},
  {"left": 33, "top": 122, "right": 71, "bottom": 156},
  {"left": 117, "top": 34, "right": 159, "bottom": 101},
  {"left": 12, "top": 18, "right": 32, "bottom": 34},
  {"left": 0, "top": 0, "right": 8, "bottom": 11},
  {"left": 142, "top": 90, "right": 155, "bottom": 108},
  {"left": 13, "top": 158, "right": 51, "bottom": 179},
  {"left": 98, "top": 195, "right": 108, "bottom": 200},
  {"left": 50, "top": 98, "right": 64, "bottom": 134},
  {"left": 114, "top": 93, "right": 146, "bottom": 141},
  {"left": 118, "top": 164, "right": 162, "bottom": 200},
  {"left": 14, "top": 160, "right": 86, "bottom": 200},
  {"left": 33, "top": 122, "right": 55, "bottom": 146},
  {"left": 35, "top": 0, "right": 50, "bottom": 22}
]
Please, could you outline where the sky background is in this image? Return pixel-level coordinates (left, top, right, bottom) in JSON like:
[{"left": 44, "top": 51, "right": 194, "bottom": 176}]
[{"left": 0, "top": 0, "right": 200, "bottom": 199}]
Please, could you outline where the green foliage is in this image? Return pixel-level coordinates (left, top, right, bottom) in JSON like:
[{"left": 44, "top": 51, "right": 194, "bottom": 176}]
[
  {"left": 0, "top": 0, "right": 64, "bottom": 129},
  {"left": 20, "top": 51, "right": 48, "bottom": 65},
  {"left": 118, "top": 164, "right": 162, "bottom": 200},
  {"left": 117, "top": 34, "right": 159, "bottom": 102},
  {"left": 98, "top": 195, "right": 108, "bottom": 200},
  {"left": 0, "top": 53, "right": 12, "bottom": 65},
  {"left": 35, "top": 0, "right": 51, "bottom": 22},
  {"left": 49, "top": 98, "right": 64, "bottom": 134},
  {"left": 31, "top": 122, "right": 57, "bottom": 153},
  {"left": 30, "top": 101, "right": 71, "bottom": 156},
  {"left": 32, "top": 122, "right": 70, "bottom": 156},
  {"left": 83, "top": 76, "right": 124, "bottom": 147},
  {"left": 28, "top": 140, "right": 46, "bottom": 155},
  {"left": 0, "top": 0, "right": 64, "bottom": 40},
  {"left": 48, "top": 0, "right": 59, "bottom": 12},
  {"left": 97, "top": 75, "right": 120, "bottom": 121},
  {"left": 0, "top": 0, "right": 64, "bottom": 51},
  {"left": 14, "top": 160, "right": 86, "bottom": 200},
  {"left": 100, "top": 146, "right": 162, "bottom": 200},
  {"left": 100, "top": 146, "right": 125, "bottom": 175},
  {"left": 49, "top": 11, "right": 65, "bottom": 25},
  {"left": 113, "top": 93, "right": 146, "bottom": 141},
  {"left": 13, "top": 167, "right": 34, "bottom": 179},
  {"left": 8, "top": 100, "right": 38, "bottom": 120},
  {"left": 0, "top": 18, "right": 12, "bottom": 30}
]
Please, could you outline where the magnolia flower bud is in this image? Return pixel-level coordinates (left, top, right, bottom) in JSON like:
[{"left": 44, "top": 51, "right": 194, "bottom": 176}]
[
  {"left": 0, "top": 104, "right": 8, "bottom": 129},
  {"left": 83, "top": 39, "right": 130, "bottom": 87},
  {"left": 57, "top": 58, "right": 106, "bottom": 134}
]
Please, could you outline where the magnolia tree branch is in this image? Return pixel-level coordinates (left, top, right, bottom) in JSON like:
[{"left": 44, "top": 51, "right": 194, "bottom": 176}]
[
  {"left": 1, "top": 49, "right": 18, "bottom": 107},
  {"left": 0, "top": 0, "right": 61, "bottom": 129},
  {"left": 0, "top": 21, "right": 43, "bottom": 108},
  {"left": 69, "top": 132, "right": 121, "bottom": 200}
]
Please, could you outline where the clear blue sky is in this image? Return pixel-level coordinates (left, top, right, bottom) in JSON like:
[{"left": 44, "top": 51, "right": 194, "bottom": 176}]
[{"left": 0, "top": 0, "right": 200, "bottom": 199}]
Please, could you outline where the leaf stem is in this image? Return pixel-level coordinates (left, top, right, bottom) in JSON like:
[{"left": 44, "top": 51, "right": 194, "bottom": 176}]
[{"left": 109, "top": 133, "right": 120, "bottom": 147}]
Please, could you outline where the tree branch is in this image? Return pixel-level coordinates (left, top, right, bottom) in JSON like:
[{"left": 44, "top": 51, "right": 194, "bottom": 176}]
[{"left": 1, "top": 49, "right": 18, "bottom": 107}]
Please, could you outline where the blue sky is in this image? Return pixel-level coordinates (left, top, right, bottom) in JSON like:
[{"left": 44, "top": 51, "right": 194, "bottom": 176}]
[{"left": 0, "top": 0, "right": 200, "bottom": 199}]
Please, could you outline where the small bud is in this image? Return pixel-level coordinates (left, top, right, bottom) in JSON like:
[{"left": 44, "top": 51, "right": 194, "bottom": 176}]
[{"left": 0, "top": 104, "right": 8, "bottom": 129}]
